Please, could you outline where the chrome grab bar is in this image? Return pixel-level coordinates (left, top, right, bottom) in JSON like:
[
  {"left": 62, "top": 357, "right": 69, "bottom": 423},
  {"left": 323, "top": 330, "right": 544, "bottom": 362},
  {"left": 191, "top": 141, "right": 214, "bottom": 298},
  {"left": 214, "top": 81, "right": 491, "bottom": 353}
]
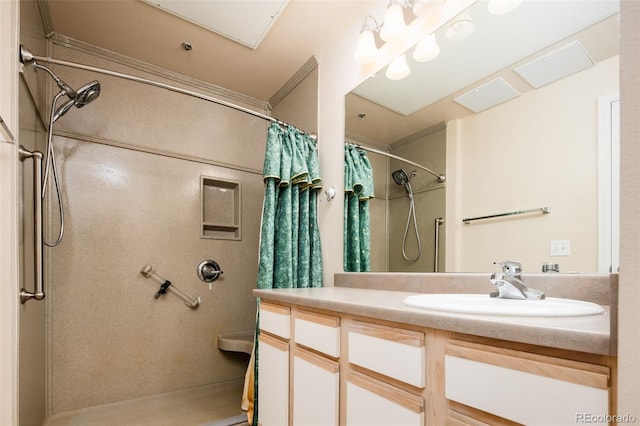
[
  {"left": 19, "top": 146, "right": 45, "bottom": 303},
  {"left": 434, "top": 217, "right": 444, "bottom": 272}
]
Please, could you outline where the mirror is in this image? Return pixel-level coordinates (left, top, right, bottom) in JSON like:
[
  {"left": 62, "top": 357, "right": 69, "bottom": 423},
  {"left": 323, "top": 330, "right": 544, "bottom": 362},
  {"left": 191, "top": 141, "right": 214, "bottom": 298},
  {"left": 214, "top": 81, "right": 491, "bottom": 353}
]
[{"left": 345, "top": 0, "right": 620, "bottom": 274}]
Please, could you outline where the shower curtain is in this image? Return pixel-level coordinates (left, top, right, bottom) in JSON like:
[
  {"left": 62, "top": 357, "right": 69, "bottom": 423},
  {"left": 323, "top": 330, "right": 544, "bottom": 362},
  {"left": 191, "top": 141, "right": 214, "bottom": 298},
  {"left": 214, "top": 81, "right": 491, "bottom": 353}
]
[
  {"left": 344, "top": 144, "right": 374, "bottom": 272},
  {"left": 247, "top": 122, "right": 323, "bottom": 425}
]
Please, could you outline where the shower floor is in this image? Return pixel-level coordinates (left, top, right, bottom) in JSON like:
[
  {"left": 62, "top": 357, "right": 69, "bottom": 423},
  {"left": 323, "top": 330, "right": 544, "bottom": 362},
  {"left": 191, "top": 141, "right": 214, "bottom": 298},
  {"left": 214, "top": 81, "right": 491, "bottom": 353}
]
[{"left": 43, "top": 379, "right": 248, "bottom": 426}]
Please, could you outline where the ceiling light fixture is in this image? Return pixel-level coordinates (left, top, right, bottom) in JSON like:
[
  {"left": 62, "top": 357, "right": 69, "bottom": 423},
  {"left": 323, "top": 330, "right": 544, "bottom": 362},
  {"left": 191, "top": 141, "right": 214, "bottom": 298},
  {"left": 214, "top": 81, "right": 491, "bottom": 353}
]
[
  {"left": 413, "top": 33, "right": 440, "bottom": 62},
  {"left": 354, "top": 0, "right": 488, "bottom": 80},
  {"left": 412, "top": 0, "right": 445, "bottom": 18},
  {"left": 386, "top": 54, "right": 411, "bottom": 80},
  {"left": 354, "top": 16, "right": 380, "bottom": 64},
  {"left": 380, "top": 1, "right": 408, "bottom": 43},
  {"left": 445, "top": 12, "right": 474, "bottom": 41},
  {"left": 488, "top": 0, "right": 523, "bottom": 15}
]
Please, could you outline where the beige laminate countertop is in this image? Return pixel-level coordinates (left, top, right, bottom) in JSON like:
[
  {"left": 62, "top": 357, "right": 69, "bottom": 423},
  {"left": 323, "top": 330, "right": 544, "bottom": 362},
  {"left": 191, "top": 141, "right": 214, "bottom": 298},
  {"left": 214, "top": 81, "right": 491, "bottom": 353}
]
[{"left": 254, "top": 286, "right": 613, "bottom": 356}]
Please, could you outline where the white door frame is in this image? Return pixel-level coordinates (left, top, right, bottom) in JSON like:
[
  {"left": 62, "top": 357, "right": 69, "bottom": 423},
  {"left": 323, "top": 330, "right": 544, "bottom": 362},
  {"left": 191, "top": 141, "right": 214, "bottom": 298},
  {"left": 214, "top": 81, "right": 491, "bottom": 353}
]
[{"left": 598, "top": 91, "right": 620, "bottom": 273}]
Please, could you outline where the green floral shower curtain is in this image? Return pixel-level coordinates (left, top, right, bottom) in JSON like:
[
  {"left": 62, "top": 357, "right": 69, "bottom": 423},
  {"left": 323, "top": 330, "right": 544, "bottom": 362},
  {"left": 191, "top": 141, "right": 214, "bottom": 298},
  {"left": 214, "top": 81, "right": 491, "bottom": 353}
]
[
  {"left": 256, "top": 122, "right": 323, "bottom": 289},
  {"left": 344, "top": 144, "right": 374, "bottom": 272},
  {"left": 250, "top": 122, "right": 323, "bottom": 425}
]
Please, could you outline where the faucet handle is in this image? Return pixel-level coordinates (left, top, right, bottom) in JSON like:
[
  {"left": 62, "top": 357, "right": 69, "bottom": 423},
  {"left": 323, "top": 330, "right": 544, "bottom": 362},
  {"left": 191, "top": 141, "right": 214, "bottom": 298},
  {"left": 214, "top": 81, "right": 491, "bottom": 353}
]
[{"left": 494, "top": 261, "right": 522, "bottom": 276}]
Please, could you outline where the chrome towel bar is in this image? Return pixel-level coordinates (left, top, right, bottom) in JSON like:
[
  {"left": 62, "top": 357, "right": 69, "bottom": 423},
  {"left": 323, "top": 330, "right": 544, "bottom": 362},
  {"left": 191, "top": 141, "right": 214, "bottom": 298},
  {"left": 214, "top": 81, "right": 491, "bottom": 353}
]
[{"left": 463, "top": 207, "right": 550, "bottom": 224}]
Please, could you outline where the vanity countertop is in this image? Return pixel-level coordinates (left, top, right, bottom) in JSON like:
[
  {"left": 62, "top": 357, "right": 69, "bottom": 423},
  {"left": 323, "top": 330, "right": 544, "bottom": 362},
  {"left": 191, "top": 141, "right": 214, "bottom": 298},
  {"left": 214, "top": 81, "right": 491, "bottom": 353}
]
[{"left": 254, "top": 286, "right": 614, "bottom": 356}]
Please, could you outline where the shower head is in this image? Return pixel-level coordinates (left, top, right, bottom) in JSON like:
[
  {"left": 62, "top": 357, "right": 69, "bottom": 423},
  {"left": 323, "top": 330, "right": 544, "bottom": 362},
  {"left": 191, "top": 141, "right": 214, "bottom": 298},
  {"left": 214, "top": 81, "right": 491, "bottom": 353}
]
[
  {"left": 75, "top": 81, "right": 101, "bottom": 108},
  {"left": 392, "top": 169, "right": 410, "bottom": 186},
  {"left": 51, "top": 81, "right": 101, "bottom": 123},
  {"left": 392, "top": 169, "right": 417, "bottom": 195},
  {"left": 19, "top": 45, "right": 101, "bottom": 117}
]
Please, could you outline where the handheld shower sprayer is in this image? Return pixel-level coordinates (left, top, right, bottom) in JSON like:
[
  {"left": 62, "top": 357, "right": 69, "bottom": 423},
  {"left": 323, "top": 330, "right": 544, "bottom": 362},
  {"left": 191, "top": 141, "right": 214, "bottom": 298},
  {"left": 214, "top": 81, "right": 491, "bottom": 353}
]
[
  {"left": 391, "top": 169, "right": 422, "bottom": 261},
  {"left": 19, "top": 45, "right": 102, "bottom": 247},
  {"left": 51, "top": 81, "right": 101, "bottom": 122},
  {"left": 392, "top": 169, "right": 417, "bottom": 195}
]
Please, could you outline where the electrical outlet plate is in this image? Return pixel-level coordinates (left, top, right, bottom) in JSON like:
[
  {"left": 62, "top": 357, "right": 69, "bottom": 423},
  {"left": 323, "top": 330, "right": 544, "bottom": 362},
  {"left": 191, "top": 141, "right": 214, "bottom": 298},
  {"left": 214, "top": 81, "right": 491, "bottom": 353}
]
[{"left": 550, "top": 240, "right": 570, "bottom": 256}]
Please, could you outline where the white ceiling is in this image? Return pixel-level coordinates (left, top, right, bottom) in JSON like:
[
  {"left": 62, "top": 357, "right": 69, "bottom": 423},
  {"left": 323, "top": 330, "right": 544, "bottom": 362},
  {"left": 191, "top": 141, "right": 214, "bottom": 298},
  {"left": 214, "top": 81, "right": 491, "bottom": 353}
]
[
  {"left": 346, "top": 0, "right": 620, "bottom": 145},
  {"left": 45, "top": 0, "right": 377, "bottom": 101},
  {"left": 353, "top": 0, "right": 620, "bottom": 116}
]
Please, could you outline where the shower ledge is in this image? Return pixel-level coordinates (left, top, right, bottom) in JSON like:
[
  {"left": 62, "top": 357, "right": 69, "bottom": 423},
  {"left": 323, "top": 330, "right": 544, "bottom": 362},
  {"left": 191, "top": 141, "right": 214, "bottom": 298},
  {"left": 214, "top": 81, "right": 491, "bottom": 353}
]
[{"left": 217, "top": 330, "right": 254, "bottom": 354}]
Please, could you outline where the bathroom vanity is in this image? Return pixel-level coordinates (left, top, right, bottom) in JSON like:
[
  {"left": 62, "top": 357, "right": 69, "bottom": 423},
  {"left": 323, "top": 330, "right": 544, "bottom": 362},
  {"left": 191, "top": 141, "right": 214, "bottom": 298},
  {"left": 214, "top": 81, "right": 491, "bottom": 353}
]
[{"left": 254, "top": 274, "right": 616, "bottom": 426}]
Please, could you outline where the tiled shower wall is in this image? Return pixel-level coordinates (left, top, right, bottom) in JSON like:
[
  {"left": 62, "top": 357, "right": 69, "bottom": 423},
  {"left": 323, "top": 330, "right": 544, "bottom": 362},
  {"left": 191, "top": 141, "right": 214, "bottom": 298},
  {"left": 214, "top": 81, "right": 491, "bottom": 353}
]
[{"left": 44, "top": 41, "right": 267, "bottom": 414}]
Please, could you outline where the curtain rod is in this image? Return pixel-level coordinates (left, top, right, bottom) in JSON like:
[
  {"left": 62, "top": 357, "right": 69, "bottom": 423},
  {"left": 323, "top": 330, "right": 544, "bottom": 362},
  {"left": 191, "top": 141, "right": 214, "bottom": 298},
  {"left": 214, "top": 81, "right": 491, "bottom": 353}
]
[
  {"left": 351, "top": 144, "right": 446, "bottom": 182},
  {"left": 31, "top": 55, "right": 311, "bottom": 134}
]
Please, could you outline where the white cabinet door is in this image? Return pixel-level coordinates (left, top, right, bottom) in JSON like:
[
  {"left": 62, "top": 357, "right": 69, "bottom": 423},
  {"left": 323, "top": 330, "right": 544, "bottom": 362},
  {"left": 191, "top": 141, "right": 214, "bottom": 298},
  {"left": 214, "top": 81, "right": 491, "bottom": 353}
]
[
  {"left": 293, "top": 347, "right": 339, "bottom": 426},
  {"left": 258, "top": 333, "right": 289, "bottom": 426},
  {"left": 346, "top": 370, "right": 424, "bottom": 426}
]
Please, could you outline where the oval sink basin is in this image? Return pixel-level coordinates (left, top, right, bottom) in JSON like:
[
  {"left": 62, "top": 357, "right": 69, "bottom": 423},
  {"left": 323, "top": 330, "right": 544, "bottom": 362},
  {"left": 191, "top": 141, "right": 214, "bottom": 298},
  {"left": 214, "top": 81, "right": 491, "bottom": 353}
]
[{"left": 404, "top": 294, "right": 605, "bottom": 317}]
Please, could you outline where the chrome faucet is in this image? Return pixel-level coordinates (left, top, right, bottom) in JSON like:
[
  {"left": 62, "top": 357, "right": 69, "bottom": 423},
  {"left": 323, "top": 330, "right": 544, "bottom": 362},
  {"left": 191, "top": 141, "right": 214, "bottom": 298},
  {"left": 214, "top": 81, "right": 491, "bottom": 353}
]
[{"left": 490, "top": 261, "right": 545, "bottom": 300}]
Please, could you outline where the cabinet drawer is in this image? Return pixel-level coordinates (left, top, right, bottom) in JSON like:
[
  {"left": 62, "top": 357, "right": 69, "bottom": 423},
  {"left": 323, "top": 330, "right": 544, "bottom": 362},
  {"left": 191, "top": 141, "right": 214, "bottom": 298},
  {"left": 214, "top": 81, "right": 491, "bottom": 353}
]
[
  {"left": 348, "top": 321, "right": 425, "bottom": 388},
  {"left": 294, "top": 310, "right": 340, "bottom": 357},
  {"left": 259, "top": 301, "right": 290, "bottom": 339},
  {"left": 346, "top": 370, "right": 424, "bottom": 426},
  {"left": 445, "top": 341, "right": 610, "bottom": 425}
]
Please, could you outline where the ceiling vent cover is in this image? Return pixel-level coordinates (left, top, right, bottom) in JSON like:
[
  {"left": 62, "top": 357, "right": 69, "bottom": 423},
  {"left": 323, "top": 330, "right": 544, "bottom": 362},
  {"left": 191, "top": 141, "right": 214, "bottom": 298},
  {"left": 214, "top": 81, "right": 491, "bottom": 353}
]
[
  {"left": 454, "top": 77, "right": 521, "bottom": 114},
  {"left": 141, "top": 0, "right": 289, "bottom": 49},
  {"left": 514, "top": 41, "right": 595, "bottom": 89}
]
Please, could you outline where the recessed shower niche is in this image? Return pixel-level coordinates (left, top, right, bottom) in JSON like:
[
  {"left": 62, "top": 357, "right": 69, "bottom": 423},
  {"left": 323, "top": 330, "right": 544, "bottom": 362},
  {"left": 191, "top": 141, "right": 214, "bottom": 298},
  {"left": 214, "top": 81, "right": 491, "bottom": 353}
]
[{"left": 200, "top": 176, "right": 241, "bottom": 240}]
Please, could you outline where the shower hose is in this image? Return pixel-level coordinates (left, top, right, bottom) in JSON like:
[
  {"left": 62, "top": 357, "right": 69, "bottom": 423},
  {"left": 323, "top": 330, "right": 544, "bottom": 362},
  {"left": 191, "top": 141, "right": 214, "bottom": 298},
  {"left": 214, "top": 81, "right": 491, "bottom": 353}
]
[{"left": 401, "top": 190, "right": 422, "bottom": 262}]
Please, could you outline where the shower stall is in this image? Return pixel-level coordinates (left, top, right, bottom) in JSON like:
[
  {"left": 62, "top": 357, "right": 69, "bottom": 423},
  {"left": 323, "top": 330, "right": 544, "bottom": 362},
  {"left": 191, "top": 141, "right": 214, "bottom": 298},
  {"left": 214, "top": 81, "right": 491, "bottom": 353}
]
[
  {"left": 353, "top": 124, "right": 447, "bottom": 273},
  {"left": 17, "top": 31, "right": 278, "bottom": 426}
]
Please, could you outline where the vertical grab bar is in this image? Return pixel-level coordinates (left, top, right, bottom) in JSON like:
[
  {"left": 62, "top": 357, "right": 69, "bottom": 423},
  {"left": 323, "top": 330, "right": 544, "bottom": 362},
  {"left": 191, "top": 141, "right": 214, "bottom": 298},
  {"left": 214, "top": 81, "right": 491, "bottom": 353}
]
[
  {"left": 434, "top": 217, "right": 444, "bottom": 272},
  {"left": 19, "top": 146, "right": 45, "bottom": 303}
]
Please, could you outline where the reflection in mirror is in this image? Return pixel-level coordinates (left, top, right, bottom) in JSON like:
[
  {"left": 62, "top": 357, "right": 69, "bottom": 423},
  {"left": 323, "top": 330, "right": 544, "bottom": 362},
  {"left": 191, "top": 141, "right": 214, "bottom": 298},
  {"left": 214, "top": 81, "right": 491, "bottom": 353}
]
[{"left": 345, "top": 0, "right": 619, "bottom": 274}]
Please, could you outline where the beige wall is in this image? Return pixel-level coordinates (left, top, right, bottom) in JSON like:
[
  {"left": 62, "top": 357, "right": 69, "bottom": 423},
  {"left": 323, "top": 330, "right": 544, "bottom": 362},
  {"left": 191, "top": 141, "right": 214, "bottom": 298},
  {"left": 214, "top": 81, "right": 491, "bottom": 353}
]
[
  {"left": 447, "top": 56, "right": 618, "bottom": 274},
  {"left": 618, "top": 0, "right": 640, "bottom": 418},
  {"left": 270, "top": 61, "right": 318, "bottom": 134},
  {"left": 34, "top": 41, "right": 267, "bottom": 414}
]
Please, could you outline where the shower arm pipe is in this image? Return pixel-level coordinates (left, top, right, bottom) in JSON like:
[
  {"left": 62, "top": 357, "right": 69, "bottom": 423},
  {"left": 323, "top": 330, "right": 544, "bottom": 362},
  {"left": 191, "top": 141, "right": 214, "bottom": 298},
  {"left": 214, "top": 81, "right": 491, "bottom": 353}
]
[
  {"left": 29, "top": 55, "right": 297, "bottom": 131},
  {"left": 353, "top": 144, "right": 446, "bottom": 183}
]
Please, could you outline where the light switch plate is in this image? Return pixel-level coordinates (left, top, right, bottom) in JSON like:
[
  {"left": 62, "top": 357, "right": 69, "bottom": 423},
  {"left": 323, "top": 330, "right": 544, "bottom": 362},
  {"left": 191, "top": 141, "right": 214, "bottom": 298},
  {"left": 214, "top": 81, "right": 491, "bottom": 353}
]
[{"left": 550, "top": 240, "right": 570, "bottom": 256}]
